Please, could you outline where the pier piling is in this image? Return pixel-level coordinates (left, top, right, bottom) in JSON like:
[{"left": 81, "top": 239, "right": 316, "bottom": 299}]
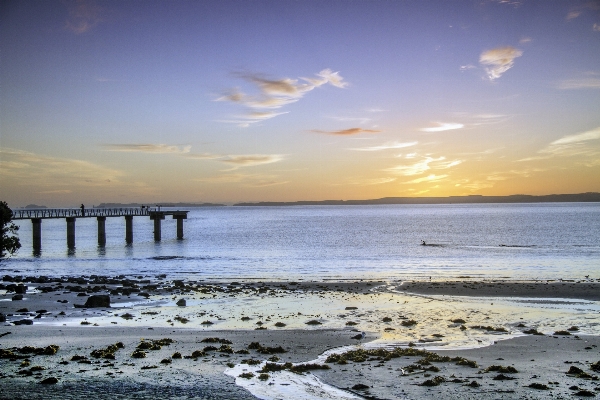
[
  {"left": 32, "top": 218, "right": 42, "bottom": 251},
  {"left": 97, "top": 216, "right": 106, "bottom": 246},
  {"left": 151, "top": 213, "right": 165, "bottom": 241},
  {"left": 125, "top": 215, "right": 133, "bottom": 244},
  {"left": 66, "top": 217, "right": 76, "bottom": 248},
  {"left": 174, "top": 215, "right": 186, "bottom": 239}
]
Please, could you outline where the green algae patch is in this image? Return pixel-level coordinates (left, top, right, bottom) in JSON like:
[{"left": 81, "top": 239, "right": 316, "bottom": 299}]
[
  {"left": 90, "top": 342, "right": 124, "bottom": 359},
  {"left": 201, "top": 337, "right": 232, "bottom": 344},
  {"left": 248, "top": 342, "right": 287, "bottom": 354},
  {"left": 485, "top": 365, "right": 518, "bottom": 373},
  {"left": 420, "top": 376, "right": 446, "bottom": 386},
  {"left": 469, "top": 325, "right": 508, "bottom": 333},
  {"left": 325, "top": 347, "right": 478, "bottom": 368},
  {"left": 259, "top": 362, "right": 330, "bottom": 375}
]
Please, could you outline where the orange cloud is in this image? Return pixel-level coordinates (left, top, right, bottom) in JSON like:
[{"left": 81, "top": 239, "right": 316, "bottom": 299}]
[{"left": 311, "top": 128, "right": 381, "bottom": 135}]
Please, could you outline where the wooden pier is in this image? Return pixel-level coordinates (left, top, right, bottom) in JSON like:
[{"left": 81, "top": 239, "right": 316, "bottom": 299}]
[{"left": 12, "top": 207, "right": 188, "bottom": 251}]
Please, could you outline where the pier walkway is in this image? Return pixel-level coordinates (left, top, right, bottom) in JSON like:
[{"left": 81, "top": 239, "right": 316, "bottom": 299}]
[{"left": 13, "top": 207, "right": 188, "bottom": 251}]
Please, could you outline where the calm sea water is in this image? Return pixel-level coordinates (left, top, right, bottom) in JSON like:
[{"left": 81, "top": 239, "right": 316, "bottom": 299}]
[{"left": 2, "top": 203, "right": 599, "bottom": 281}]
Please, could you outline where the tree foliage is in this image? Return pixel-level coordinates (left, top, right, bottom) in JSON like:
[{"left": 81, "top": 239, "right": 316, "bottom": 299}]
[{"left": 1, "top": 201, "right": 21, "bottom": 257}]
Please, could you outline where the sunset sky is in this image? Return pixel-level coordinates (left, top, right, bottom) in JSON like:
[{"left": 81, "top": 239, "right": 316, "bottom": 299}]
[{"left": 1, "top": 0, "right": 600, "bottom": 206}]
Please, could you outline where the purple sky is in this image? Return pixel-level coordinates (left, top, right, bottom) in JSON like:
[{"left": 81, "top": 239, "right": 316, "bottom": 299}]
[{"left": 1, "top": 0, "right": 600, "bottom": 206}]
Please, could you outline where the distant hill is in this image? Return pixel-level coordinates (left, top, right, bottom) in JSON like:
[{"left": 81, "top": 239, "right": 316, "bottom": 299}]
[
  {"left": 233, "top": 192, "right": 600, "bottom": 206},
  {"left": 24, "top": 204, "right": 47, "bottom": 209},
  {"left": 97, "top": 202, "right": 226, "bottom": 208}
]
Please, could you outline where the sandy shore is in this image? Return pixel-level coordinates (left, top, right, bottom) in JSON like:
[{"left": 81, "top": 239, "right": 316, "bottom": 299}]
[
  {"left": 0, "top": 326, "right": 359, "bottom": 399},
  {"left": 396, "top": 280, "right": 600, "bottom": 301},
  {"left": 1, "top": 276, "right": 599, "bottom": 399}
]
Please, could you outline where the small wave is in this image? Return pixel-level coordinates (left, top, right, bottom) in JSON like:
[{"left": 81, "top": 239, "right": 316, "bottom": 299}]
[
  {"left": 148, "top": 255, "right": 236, "bottom": 261},
  {"left": 498, "top": 244, "right": 535, "bottom": 248},
  {"left": 150, "top": 256, "right": 186, "bottom": 260}
]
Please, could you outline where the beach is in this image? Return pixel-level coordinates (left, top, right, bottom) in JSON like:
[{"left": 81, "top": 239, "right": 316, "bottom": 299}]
[{"left": 1, "top": 276, "right": 599, "bottom": 399}]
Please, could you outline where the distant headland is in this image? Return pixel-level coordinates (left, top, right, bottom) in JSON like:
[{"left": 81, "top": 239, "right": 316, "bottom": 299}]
[
  {"left": 233, "top": 192, "right": 600, "bottom": 206},
  {"left": 96, "top": 202, "right": 226, "bottom": 208}
]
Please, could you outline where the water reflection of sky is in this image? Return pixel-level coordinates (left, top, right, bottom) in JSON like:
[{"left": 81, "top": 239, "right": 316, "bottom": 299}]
[{"left": 8, "top": 204, "right": 600, "bottom": 281}]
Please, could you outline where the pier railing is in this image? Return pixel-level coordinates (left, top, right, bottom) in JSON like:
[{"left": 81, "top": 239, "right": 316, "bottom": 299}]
[{"left": 12, "top": 207, "right": 155, "bottom": 220}]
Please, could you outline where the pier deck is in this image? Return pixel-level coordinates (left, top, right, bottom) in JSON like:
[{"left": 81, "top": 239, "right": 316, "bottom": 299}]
[{"left": 13, "top": 208, "right": 189, "bottom": 252}]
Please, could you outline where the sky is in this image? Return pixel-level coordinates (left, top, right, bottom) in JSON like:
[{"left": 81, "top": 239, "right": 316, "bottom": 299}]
[{"left": 1, "top": 0, "right": 600, "bottom": 207}]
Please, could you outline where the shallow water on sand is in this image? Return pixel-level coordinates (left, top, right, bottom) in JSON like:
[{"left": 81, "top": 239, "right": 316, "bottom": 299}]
[{"left": 52, "top": 284, "right": 600, "bottom": 350}]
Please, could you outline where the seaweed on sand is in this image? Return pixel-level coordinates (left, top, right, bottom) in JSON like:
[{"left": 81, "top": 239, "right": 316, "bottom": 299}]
[
  {"left": 259, "top": 362, "right": 330, "bottom": 374},
  {"left": 247, "top": 342, "right": 287, "bottom": 354},
  {"left": 485, "top": 365, "right": 518, "bottom": 373},
  {"left": 201, "top": 337, "right": 233, "bottom": 344},
  {"left": 90, "top": 342, "right": 124, "bottom": 359},
  {"left": 325, "top": 347, "right": 478, "bottom": 368}
]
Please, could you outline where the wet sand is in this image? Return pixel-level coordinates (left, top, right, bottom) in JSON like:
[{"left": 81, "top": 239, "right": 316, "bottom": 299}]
[
  {"left": 396, "top": 280, "right": 600, "bottom": 301},
  {"left": 1, "top": 276, "right": 599, "bottom": 399}
]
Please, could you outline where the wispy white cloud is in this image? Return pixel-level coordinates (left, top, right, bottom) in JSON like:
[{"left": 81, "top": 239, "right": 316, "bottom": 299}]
[
  {"left": 402, "top": 174, "right": 448, "bottom": 184},
  {"left": 217, "top": 69, "right": 348, "bottom": 126},
  {"left": 453, "top": 179, "right": 495, "bottom": 191},
  {"left": 102, "top": 143, "right": 285, "bottom": 171},
  {"left": 226, "top": 110, "right": 290, "bottom": 127},
  {"left": 195, "top": 173, "right": 288, "bottom": 187},
  {"left": 566, "top": 3, "right": 600, "bottom": 24},
  {"left": 248, "top": 180, "right": 289, "bottom": 187},
  {"left": 337, "top": 177, "right": 397, "bottom": 186},
  {"left": 479, "top": 46, "right": 523, "bottom": 81},
  {"left": 386, "top": 155, "right": 462, "bottom": 176},
  {"left": 449, "top": 113, "right": 509, "bottom": 129},
  {"left": 594, "top": 23, "right": 600, "bottom": 31},
  {"left": 471, "top": 113, "right": 506, "bottom": 121},
  {"left": 485, "top": 174, "right": 508, "bottom": 181},
  {"left": 184, "top": 153, "right": 225, "bottom": 160},
  {"left": 64, "top": 0, "right": 105, "bottom": 34},
  {"left": 349, "top": 141, "right": 417, "bottom": 151},
  {"left": 245, "top": 111, "right": 289, "bottom": 121},
  {"left": 312, "top": 127, "right": 381, "bottom": 136},
  {"left": 494, "top": 0, "right": 523, "bottom": 7},
  {"left": 329, "top": 116, "right": 372, "bottom": 125},
  {"left": 538, "top": 127, "right": 600, "bottom": 158},
  {"left": 558, "top": 77, "right": 600, "bottom": 89},
  {"left": 103, "top": 143, "right": 191, "bottom": 154},
  {"left": 519, "top": 37, "right": 532, "bottom": 44},
  {"left": 437, "top": 160, "right": 463, "bottom": 169},
  {"left": 0, "top": 148, "right": 122, "bottom": 187},
  {"left": 549, "top": 127, "right": 600, "bottom": 146},
  {"left": 386, "top": 156, "right": 444, "bottom": 176},
  {"left": 460, "top": 64, "right": 476, "bottom": 71},
  {"left": 219, "top": 154, "right": 285, "bottom": 170},
  {"left": 420, "top": 122, "right": 464, "bottom": 132}
]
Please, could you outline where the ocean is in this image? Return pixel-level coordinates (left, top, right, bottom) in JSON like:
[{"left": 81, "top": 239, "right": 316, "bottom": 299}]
[{"left": 3, "top": 202, "right": 599, "bottom": 281}]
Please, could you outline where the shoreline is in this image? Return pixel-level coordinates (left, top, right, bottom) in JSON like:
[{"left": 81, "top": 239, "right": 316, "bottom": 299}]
[
  {"left": 395, "top": 280, "right": 600, "bottom": 301},
  {"left": 2, "top": 275, "right": 600, "bottom": 399}
]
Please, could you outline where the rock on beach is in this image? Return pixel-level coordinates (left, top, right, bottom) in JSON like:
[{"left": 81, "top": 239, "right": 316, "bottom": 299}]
[{"left": 74, "top": 295, "right": 111, "bottom": 308}]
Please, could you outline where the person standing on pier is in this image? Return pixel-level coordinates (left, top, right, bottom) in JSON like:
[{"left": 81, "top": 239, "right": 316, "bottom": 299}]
[{"left": 80, "top": 204, "right": 85, "bottom": 217}]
